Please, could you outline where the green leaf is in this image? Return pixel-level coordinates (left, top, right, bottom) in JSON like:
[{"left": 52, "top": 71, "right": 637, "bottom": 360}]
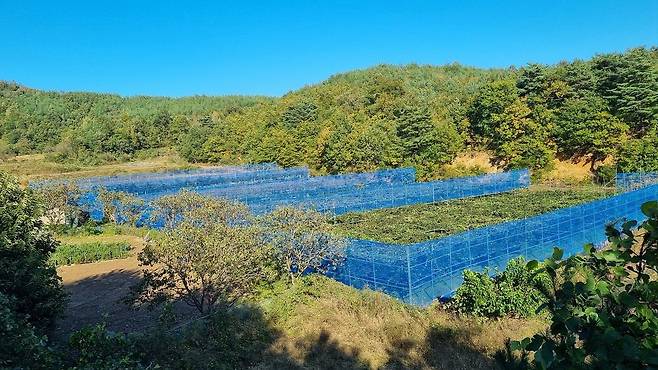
[
  {"left": 535, "top": 342, "right": 555, "bottom": 369},
  {"left": 526, "top": 260, "right": 539, "bottom": 270},
  {"left": 641, "top": 201, "right": 658, "bottom": 218},
  {"left": 583, "top": 243, "right": 596, "bottom": 254},
  {"left": 551, "top": 247, "right": 564, "bottom": 261}
]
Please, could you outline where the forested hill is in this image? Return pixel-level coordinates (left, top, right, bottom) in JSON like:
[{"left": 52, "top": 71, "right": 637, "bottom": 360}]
[{"left": 1, "top": 47, "right": 657, "bottom": 178}]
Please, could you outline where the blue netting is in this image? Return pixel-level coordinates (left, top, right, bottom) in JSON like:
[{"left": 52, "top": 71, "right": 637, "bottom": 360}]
[
  {"left": 616, "top": 172, "right": 658, "bottom": 191},
  {"left": 194, "top": 168, "right": 529, "bottom": 215},
  {"left": 329, "top": 183, "right": 658, "bottom": 306},
  {"left": 48, "top": 164, "right": 529, "bottom": 221}
]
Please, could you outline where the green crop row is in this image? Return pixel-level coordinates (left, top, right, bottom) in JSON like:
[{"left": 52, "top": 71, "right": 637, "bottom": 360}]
[
  {"left": 49, "top": 242, "right": 132, "bottom": 266},
  {"left": 334, "top": 185, "right": 615, "bottom": 244}
]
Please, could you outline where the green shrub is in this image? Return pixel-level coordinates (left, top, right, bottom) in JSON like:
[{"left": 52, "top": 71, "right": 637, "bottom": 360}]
[
  {"left": 0, "top": 171, "right": 66, "bottom": 330},
  {"left": 450, "top": 257, "right": 550, "bottom": 318},
  {"left": 594, "top": 164, "right": 616, "bottom": 185},
  {"left": 511, "top": 202, "right": 658, "bottom": 369},
  {"left": 0, "top": 293, "right": 57, "bottom": 369},
  {"left": 67, "top": 323, "right": 144, "bottom": 369},
  {"left": 49, "top": 242, "right": 132, "bottom": 266},
  {"left": 66, "top": 307, "right": 277, "bottom": 369}
]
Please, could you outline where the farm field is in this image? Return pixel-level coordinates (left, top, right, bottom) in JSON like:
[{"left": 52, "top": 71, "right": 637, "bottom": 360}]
[
  {"left": 3, "top": 8, "right": 657, "bottom": 366},
  {"left": 334, "top": 185, "right": 615, "bottom": 244}
]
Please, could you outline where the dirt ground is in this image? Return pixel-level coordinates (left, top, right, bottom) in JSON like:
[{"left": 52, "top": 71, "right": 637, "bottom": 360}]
[{"left": 54, "top": 241, "right": 195, "bottom": 339}]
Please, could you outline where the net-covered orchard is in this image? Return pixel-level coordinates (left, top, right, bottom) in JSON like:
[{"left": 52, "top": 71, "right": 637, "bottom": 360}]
[
  {"left": 34, "top": 164, "right": 658, "bottom": 306},
  {"left": 329, "top": 182, "right": 658, "bottom": 305},
  {"left": 37, "top": 164, "right": 530, "bottom": 219}
]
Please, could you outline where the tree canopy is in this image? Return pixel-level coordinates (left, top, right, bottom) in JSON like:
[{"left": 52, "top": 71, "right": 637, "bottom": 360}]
[{"left": 2, "top": 47, "right": 658, "bottom": 176}]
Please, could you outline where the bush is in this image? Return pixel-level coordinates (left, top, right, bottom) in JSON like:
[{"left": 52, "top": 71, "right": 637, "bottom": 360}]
[
  {"left": 450, "top": 257, "right": 550, "bottom": 318},
  {"left": 0, "top": 171, "right": 65, "bottom": 330},
  {"left": 511, "top": 202, "right": 658, "bottom": 369},
  {"left": 594, "top": 164, "right": 616, "bottom": 185},
  {"left": 0, "top": 293, "right": 56, "bottom": 369},
  {"left": 49, "top": 242, "right": 132, "bottom": 266},
  {"left": 66, "top": 306, "right": 277, "bottom": 369},
  {"left": 67, "top": 323, "right": 144, "bottom": 369}
]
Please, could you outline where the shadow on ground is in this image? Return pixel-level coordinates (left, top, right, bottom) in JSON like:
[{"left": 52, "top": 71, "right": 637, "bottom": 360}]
[
  {"left": 382, "top": 326, "right": 496, "bottom": 370},
  {"left": 55, "top": 270, "right": 499, "bottom": 369},
  {"left": 55, "top": 268, "right": 196, "bottom": 340}
]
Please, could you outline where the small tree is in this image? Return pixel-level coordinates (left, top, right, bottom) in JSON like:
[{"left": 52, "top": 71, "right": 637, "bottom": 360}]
[
  {"left": 96, "top": 187, "right": 144, "bottom": 226},
  {"left": 36, "top": 181, "right": 87, "bottom": 226},
  {"left": 149, "top": 189, "right": 249, "bottom": 229},
  {"left": 262, "top": 207, "right": 346, "bottom": 284},
  {"left": 511, "top": 201, "right": 658, "bottom": 369},
  {"left": 133, "top": 192, "right": 271, "bottom": 313}
]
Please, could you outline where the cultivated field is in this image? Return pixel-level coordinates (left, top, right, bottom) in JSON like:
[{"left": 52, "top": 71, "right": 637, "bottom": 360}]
[{"left": 334, "top": 185, "right": 615, "bottom": 243}]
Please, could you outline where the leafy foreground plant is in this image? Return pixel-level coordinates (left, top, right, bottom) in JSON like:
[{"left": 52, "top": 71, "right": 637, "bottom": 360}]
[
  {"left": 449, "top": 257, "right": 551, "bottom": 318},
  {"left": 0, "top": 171, "right": 65, "bottom": 368},
  {"left": 510, "top": 201, "right": 658, "bottom": 369}
]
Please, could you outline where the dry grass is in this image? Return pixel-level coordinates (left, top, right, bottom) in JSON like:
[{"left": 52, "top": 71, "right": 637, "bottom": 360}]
[
  {"left": 0, "top": 153, "right": 196, "bottom": 184},
  {"left": 544, "top": 157, "right": 596, "bottom": 185},
  {"left": 445, "top": 151, "right": 498, "bottom": 173},
  {"left": 259, "top": 276, "right": 546, "bottom": 370}
]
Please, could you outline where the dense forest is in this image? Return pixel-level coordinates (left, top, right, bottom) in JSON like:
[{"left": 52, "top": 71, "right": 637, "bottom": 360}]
[{"left": 1, "top": 47, "right": 657, "bottom": 178}]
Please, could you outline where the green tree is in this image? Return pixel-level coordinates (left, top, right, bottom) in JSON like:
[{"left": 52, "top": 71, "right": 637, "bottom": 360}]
[
  {"left": 396, "top": 105, "right": 463, "bottom": 167},
  {"left": 617, "top": 130, "right": 658, "bottom": 172},
  {"left": 467, "top": 78, "right": 519, "bottom": 139},
  {"left": 517, "top": 64, "right": 548, "bottom": 106},
  {"left": 134, "top": 192, "right": 272, "bottom": 313},
  {"left": 262, "top": 207, "right": 346, "bottom": 284},
  {"left": 492, "top": 99, "right": 555, "bottom": 171},
  {"left": 35, "top": 181, "right": 88, "bottom": 226},
  {"left": 0, "top": 172, "right": 65, "bottom": 367},
  {"left": 593, "top": 48, "right": 658, "bottom": 133},
  {"left": 554, "top": 95, "right": 628, "bottom": 170}
]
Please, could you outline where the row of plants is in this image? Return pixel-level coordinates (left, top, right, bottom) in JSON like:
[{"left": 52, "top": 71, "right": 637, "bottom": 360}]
[
  {"left": 49, "top": 241, "right": 132, "bottom": 266},
  {"left": 335, "top": 185, "right": 614, "bottom": 244}
]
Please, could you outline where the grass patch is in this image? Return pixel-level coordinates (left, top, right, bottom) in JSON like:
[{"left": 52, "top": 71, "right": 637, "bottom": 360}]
[
  {"left": 0, "top": 153, "right": 195, "bottom": 183},
  {"left": 334, "top": 185, "right": 615, "bottom": 244},
  {"left": 256, "top": 275, "right": 547, "bottom": 369},
  {"left": 50, "top": 241, "right": 132, "bottom": 266}
]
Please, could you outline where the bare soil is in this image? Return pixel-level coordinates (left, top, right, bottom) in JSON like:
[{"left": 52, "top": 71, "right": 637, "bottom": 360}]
[{"left": 54, "top": 241, "right": 196, "bottom": 339}]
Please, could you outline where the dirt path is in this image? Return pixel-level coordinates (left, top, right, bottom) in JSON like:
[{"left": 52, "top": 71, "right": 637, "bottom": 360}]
[{"left": 54, "top": 240, "right": 195, "bottom": 339}]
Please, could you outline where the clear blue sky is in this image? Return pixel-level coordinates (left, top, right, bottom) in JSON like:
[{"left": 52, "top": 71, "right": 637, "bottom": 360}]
[{"left": 1, "top": 0, "right": 657, "bottom": 97}]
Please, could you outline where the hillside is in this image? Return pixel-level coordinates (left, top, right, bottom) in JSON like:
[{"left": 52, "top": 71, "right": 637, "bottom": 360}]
[{"left": 1, "top": 47, "right": 657, "bottom": 179}]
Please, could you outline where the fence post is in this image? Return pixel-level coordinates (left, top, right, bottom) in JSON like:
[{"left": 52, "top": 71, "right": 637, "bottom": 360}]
[{"left": 405, "top": 245, "right": 413, "bottom": 305}]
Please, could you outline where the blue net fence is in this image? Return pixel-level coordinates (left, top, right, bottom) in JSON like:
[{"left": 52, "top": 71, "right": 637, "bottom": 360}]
[
  {"left": 37, "top": 164, "right": 530, "bottom": 221},
  {"left": 195, "top": 168, "right": 530, "bottom": 215},
  {"left": 80, "top": 164, "right": 311, "bottom": 195},
  {"left": 329, "top": 182, "right": 658, "bottom": 306},
  {"left": 616, "top": 172, "right": 658, "bottom": 192}
]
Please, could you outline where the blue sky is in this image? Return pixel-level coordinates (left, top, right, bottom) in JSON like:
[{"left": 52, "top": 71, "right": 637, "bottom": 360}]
[{"left": 1, "top": 0, "right": 657, "bottom": 97}]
